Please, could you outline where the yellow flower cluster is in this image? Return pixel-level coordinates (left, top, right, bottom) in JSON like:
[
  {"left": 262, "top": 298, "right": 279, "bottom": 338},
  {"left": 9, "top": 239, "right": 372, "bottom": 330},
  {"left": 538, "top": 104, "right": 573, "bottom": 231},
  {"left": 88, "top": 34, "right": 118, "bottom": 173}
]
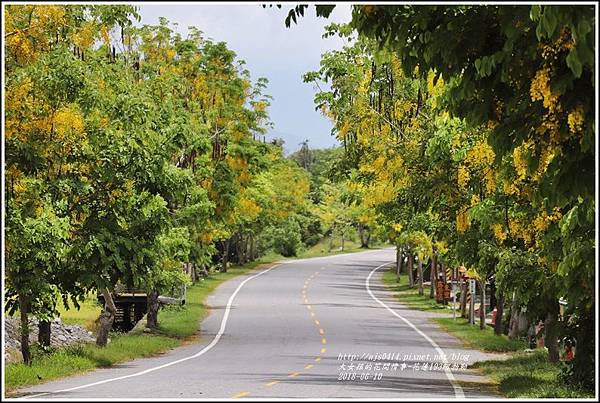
[
  {"left": 456, "top": 207, "right": 470, "bottom": 234},
  {"left": 530, "top": 68, "right": 559, "bottom": 112},
  {"left": 426, "top": 70, "right": 444, "bottom": 108},
  {"left": 508, "top": 217, "right": 533, "bottom": 246},
  {"left": 532, "top": 208, "right": 563, "bottom": 234},
  {"left": 225, "top": 155, "right": 248, "bottom": 172},
  {"left": 54, "top": 105, "right": 85, "bottom": 138},
  {"left": 468, "top": 140, "right": 495, "bottom": 167},
  {"left": 484, "top": 170, "right": 496, "bottom": 194},
  {"left": 491, "top": 223, "right": 507, "bottom": 242},
  {"left": 567, "top": 105, "right": 585, "bottom": 134},
  {"left": 533, "top": 145, "right": 555, "bottom": 181},
  {"left": 512, "top": 140, "right": 533, "bottom": 181},
  {"left": 238, "top": 197, "right": 262, "bottom": 221},
  {"left": 71, "top": 21, "right": 97, "bottom": 49},
  {"left": 457, "top": 164, "right": 470, "bottom": 189}
]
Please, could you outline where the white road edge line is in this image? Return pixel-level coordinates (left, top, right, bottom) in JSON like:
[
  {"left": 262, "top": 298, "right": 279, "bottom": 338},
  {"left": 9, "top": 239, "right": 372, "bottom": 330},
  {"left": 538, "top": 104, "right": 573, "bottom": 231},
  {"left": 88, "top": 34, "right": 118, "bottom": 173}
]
[
  {"left": 22, "top": 264, "right": 280, "bottom": 399},
  {"left": 366, "top": 261, "right": 466, "bottom": 399}
]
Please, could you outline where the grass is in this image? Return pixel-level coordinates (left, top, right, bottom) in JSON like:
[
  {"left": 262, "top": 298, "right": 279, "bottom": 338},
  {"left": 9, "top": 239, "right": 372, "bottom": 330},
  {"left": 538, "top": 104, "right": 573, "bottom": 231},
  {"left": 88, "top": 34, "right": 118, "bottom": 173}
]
[
  {"left": 433, "top": 317, "right": 526, "bottom": 352},
  {"left": 5, "top": 334, "right": 179, "bottom": 391},
  {"left": 381, "top": 268, "right": 525, "bottom": 352},
  {"left": 381, "top": 267, "right": 449, "bottom": 313},
  {"left": 57, "top": 293, "right": 102, "bottom": 331},
  {"left": 472, "top": 349, "right": 594, "bottom": 398}
]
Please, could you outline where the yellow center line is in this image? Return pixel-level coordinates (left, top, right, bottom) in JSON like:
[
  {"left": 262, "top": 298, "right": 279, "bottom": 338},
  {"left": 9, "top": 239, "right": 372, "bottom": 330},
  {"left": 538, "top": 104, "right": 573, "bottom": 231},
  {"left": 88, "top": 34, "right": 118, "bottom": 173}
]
[
  {"left": 314, "top": 320, "right": 320, "bottom": 325},
  {"left": 288, "top": 372, "right": 300, "bottom": 378},
  {"left": 232, "top": 391, "right": 250, "bottom": 399},
  {"left": 305, "top": 364, "right": 314, "bottom": 369},
  {"left": 310, "top": 312, "right": 315, "bottom": 317},
  {"left": 315, "top": 357, "right": 321, "bottom": 362},
  {"left": 319, "top": 328, "right": 324, "bottom": 335},
  {"left": 307, "top": 305, "right": 312, "bottom": 310},
  {"left": 322, "top": 337, "right": 327, "bottom": 344},
  {"left": 265, "top": 380, "right": 280, "bottom": 387},
  {"left": 321, "top": 348, "right": 327, "bottom": 353}
]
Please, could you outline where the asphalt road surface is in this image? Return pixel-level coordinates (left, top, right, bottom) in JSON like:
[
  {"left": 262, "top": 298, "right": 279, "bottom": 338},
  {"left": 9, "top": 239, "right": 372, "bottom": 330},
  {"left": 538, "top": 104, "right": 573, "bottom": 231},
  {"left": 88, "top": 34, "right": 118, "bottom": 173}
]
[{"left": 14, "top": 248, "right": 503, "bottom": 400}]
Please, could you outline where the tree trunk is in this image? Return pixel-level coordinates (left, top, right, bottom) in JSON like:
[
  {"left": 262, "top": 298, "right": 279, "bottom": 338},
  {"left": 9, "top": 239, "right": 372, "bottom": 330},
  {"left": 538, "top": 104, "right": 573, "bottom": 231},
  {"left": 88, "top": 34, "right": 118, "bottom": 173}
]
[
  {"left": 249, "top": 235, "right": 255, "bottom": 261},
  {"left": 508, "top": 296, "right": 520, "bottom": 340},
  {"left": 146, "top": 289, "right": 160, "bottom": 329},
  {"left": 328, "top": 233, "right": 333, "bottom": 252},
  {"left": 341, "top": 231, "right": 345, "bottom": 251},
  {"left": 407, "top": 254, "right": 414, "bottom": 288},
  {"left": 19, "top": 294, "right": 32, "bottom": 364},
  {"left": 96, "top": 288, "right": 117, "bottom": 347},
  {"left": 243, "top": 235, "right": 249, "bottom": 264},
  {"left": 236, "top": 233, "right": 245, "bottom": 264},
  {"left": 545, "top": 303, "right": 560, "bottom": 363},
  {"left": 494, "top": 295, "right": 505, "bottom": 335},
  {"left": 220, "top": 239, "right": 229, "bottom": 273},
  {"left": 395, "top": 247, "right": 402, "bottom": 281},
  {"left": 570, "top": 307, "right": 594, "bottom": 389},
  {"left": 489, "top": 279, "right": 497, "bottom": 310},
  {"left": 199, "top": 263, "right": 209, "bottom": 278},
  {"left": 38, "top": 320, "right": 51, "bottom": 347},
  {"left": 418, "top": 258, "right": 424, "bottom": 296},
  {"left": 479, "top": 279, "right": 486, "bottom": 330},
  {"left": 430, "top": 254, "right": 436, "bottom": 299},
  {"left": 359, "top": 224, "right": 369, "bottom": 248}
]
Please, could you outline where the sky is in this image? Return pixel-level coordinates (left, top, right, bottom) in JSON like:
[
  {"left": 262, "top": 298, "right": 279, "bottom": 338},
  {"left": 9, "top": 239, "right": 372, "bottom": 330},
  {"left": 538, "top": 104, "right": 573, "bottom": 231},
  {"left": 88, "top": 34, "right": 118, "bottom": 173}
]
[{"left": 137, "top": 3, "right": 353, "bottom": 154}]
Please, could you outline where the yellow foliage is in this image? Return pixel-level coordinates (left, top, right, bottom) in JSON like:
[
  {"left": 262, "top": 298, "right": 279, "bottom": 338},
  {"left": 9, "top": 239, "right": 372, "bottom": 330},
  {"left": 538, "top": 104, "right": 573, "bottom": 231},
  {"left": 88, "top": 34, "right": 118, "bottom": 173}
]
[
  {"left": 567, "top": 105, "right": 584, "bottom": 134},
  {"left": 491, "top": 223, "right": 507, "bottom": 242},
  {"left": 72, "top": 21, "right": 97, "bottom": 50},
  {"left": 456, "top": 207, "right": 470, "bottom": 234},
  {"left": 237, "top": 197, "right": 262, "bottom": 221},
  {"left": 512, "top": 140, "right": 533, "bottom": 181},
  {"left": 5, "top": 5, "right": 67, "bottom": 65},
  {"left": 467, "top": 140, "right": 495, "bottom": 168},
  {"left": 484, "top": 170, "right": 496, "bottom": 194},
  {"left": 54, "top": 105, "right": 85, "bottom": 139},
  {"left": 457, "top": 165, "right": 470, "bottom": 189},
  {"left": 530, "top": 67, "right": 560, "bottom": 113}
]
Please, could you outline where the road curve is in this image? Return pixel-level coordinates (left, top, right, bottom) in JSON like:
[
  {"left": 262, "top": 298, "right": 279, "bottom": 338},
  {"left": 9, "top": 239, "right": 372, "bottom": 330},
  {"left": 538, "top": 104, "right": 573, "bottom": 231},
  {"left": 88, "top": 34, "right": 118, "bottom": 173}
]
[{"left": 13, "top": 248, "right": 500, "bottom": 399}]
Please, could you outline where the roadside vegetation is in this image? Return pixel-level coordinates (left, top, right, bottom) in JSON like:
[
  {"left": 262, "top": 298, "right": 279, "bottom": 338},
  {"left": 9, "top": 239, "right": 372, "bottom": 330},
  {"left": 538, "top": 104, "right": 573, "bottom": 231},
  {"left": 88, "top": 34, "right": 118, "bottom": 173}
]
[
  {"left": 381, "top": 269, "right": 448, "bottom": 313},
  {"left": 473, "top": 350, "right": 594, "bottom": 398},
  {"left": 383, "top": 269, "right": 588, "bottom": 397}
]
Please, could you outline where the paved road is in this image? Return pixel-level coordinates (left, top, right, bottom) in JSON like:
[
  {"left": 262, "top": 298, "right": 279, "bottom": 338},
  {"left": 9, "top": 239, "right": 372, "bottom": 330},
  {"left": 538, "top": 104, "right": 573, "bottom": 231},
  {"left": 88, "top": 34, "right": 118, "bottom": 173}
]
[{"left": 14, "top": 249, "right": 503, "bottom": 399}]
